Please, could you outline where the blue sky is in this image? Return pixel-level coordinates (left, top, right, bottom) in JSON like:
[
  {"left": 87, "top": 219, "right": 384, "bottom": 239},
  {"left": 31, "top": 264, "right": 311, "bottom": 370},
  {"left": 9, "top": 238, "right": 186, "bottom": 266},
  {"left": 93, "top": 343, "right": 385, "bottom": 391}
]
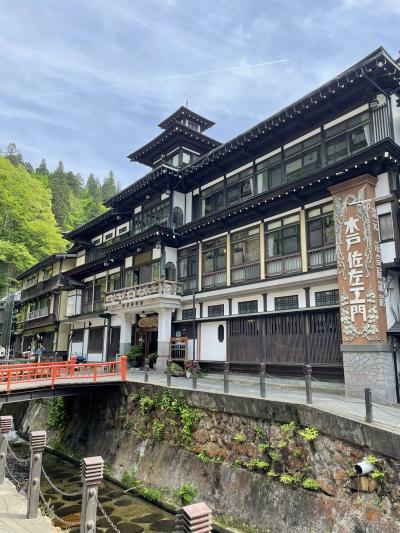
[{"left": 0, "top": 0, "right": 399, "bottom": 187}]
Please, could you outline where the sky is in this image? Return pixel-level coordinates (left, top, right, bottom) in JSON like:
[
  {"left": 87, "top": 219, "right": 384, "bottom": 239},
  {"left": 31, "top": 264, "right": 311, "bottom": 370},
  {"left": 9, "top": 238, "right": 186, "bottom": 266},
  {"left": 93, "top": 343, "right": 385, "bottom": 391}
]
[{"left": 0, "top": 0, "right": 399, "bottom": 188}]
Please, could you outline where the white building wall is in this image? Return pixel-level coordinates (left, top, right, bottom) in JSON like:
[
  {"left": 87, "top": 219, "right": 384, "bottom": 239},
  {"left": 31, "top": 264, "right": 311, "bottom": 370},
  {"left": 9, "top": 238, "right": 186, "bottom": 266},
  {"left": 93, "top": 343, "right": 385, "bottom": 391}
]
[
  {"left": 375, "top": 172, "right": 390, "bottom": 199},
  {"left": 185, "top": 191, "right": 193, "bottom": 223},
  {"left": 266, "top": 289, "right": 306, "bottom": 312}
]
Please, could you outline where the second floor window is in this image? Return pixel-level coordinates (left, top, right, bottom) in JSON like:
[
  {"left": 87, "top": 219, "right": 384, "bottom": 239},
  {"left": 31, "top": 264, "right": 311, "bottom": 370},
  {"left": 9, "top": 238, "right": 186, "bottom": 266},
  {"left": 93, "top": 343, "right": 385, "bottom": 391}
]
[
  {"left": 203, "top": 237, "right": 227, "bottom": 273},
  {"left": 378, "top": 213, "right": 394, "bottom": 241},
  {"left": 178, "top": 247, "right": 197, "bottom": 279},
  {"left": 307, "top": 203, "right": 335, "bottom": 249},
  {"left": 81, "top": 283, "right": 93, "bottom": 314},
  {"left": 231, "top": 227, "right": 260, "bottom": 266},
  {"left": 266, "top": 215, "right": 301, "bottom": 258},
  {"left": 285, "top": 134, "right": 322, "bottom": 182},
  {"left": 108, "top": 272, "right": 121, "bottom": 292},
  {"left": 256, "top": 152, "right": 282, "bottom": 193}
]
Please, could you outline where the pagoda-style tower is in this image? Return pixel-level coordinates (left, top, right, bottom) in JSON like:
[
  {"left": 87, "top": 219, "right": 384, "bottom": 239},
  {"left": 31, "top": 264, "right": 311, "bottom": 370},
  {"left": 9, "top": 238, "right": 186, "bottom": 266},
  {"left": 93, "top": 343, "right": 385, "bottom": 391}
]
[{"left": 128, "top": 106, "right": 220, "bottom": 169}]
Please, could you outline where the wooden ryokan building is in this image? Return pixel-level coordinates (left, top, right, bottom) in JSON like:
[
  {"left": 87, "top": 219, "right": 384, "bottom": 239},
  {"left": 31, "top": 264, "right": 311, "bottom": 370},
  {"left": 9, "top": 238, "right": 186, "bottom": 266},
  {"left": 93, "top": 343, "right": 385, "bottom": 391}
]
[{"left": 16, "top": 47, "right": 400, "bottom": 401}]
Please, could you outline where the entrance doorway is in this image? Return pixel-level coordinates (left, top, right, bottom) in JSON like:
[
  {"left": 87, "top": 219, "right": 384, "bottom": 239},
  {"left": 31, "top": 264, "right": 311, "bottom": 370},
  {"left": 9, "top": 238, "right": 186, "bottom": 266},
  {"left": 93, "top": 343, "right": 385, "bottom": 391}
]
[{"left": 136, "top": 314, "right": 158, "bottom": 357}]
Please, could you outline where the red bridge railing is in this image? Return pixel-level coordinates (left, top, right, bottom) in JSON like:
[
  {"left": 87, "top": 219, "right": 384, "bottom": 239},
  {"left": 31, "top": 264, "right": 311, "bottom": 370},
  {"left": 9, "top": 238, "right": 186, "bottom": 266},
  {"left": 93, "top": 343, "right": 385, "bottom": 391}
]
[{"left": 0, "top": 355, "right": 127, "bottom": 394}]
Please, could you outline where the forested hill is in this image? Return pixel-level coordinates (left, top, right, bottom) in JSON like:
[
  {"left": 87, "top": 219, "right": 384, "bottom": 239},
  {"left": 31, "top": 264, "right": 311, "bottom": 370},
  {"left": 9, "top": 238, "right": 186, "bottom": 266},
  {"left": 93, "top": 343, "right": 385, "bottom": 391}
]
[{"left": 0, "top": 143, "right": 120, "bottom": 295}]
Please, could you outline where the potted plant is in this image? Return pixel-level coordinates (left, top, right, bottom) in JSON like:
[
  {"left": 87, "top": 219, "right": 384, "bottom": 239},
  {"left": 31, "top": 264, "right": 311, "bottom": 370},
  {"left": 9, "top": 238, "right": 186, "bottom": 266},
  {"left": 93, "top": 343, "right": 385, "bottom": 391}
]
[
  {"left": 148, "top": 352, "right": 158, "bottom": 370},
  {"left": 127, "top": 345, "right": 142, "bottom": 368}
]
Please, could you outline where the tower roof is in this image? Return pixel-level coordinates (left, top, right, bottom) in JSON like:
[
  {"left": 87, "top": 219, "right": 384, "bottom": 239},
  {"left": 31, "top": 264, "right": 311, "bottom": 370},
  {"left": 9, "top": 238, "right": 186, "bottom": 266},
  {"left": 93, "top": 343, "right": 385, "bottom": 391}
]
[{"left": 158, "top": 106, "right": 215, "bottom": 131}]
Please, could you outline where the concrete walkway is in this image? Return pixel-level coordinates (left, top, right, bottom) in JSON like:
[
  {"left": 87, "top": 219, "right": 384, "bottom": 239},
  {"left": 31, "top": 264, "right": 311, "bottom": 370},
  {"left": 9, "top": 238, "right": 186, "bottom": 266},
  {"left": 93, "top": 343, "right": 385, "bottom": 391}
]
[
  {"left": 0, "top": 479, "right": 57, "bottom": 532},
  {"left": 127, "top": 369, "right": 400, "bottom": 436}
]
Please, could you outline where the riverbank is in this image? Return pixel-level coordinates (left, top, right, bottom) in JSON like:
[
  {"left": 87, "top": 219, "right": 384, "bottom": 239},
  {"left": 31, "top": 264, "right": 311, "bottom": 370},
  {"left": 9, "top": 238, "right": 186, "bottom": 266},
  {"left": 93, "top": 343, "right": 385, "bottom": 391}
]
[{"left": 4, "top": 382, "right": 400, "bottom": 532}]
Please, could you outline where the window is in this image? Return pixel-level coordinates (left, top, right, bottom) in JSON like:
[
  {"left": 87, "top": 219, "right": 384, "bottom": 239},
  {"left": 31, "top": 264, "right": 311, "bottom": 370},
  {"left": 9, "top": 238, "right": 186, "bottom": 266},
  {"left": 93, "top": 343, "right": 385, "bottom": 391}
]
[
  {"left": 218, "top": 325, "right": 224, "bottom": 343},
  {"left": 104, "top": 231, "right": 114, "bottom": 242},
  {"left": 202, "top": 182, "right": 224, "bottom": 216},
  {"left": 256, "top": 153, "right": 282, "bottom": 193},
  {"left": 226, "top": 167, "right": 254, "bottom": 206},
  {"left": 325, "top": 112, "right": 370, "bottom": 164},
  {"left": 208, "top": 304, "right": 224, "bottom": 317},
  {"left": 203, "top": 237, "right": 227, "bottom": 273},
  {"left": 182, "top": 308, "right": 196, "bottom": 320},
  {"left": 266, "top": 215, "right": 301, "bottom": 257},
  {"left": 378, "top": 213, "right": 394, "bottom": 241},
  {"left": 93, "top": 277, "right": 106, "bottom": 311},
  {"left": 165, "top": 150, "right": 180, "bottom": 167},
  {"left": 178, "top": 247, "right": 197, "bottom": 279},
  {"left": 81, "top": 283, "right": 93, "bottom": 314},
  {"left": 117, "top": 225, "right": 129, "bottom": 235},
  {"left": 274, "top": 295, "right": 299, "bottom": 311},
  {"left": 307, "top": 203, "right": 335, "bottom": 249},
  {"left": 134, "top": 199, "right": 169, "bottom": 234},
  {"left": 315, "top": 290, "right": 339, "bottom": 306},
  {"left": 124, "top": 268, "right": 139, "bottom": 288},
  {"left": 231, "top": 227, "right": 260, "bottom": 266},
  {"left": 88, "top": 327, "right": 104, "bottom": 353},
  {"left": 108, "top": 272, "right": 121, "bottom": 292},
  {"left": 42, "top": 266, "right": 53, "bottom": 280},
  {"left": 92, "top": 237, "right": 102, "bottom": 246},
  {"left": 285, "top": 134, "right": 321, "bottom": 182},
  {"left": 172, "top": 206, "right": 184, "bottom": 227},
  {"left": 238, "top": 300, "right": 258, "bottom": 314}
]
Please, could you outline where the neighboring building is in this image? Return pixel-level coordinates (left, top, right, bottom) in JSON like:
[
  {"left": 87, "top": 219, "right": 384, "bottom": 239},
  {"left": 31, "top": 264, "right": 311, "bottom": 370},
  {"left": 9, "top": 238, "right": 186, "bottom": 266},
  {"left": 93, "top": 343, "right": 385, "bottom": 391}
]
[
  {"left": 16, "top": 254, "right": 77, "bottom": 358},
  {"left": 16, "top": 47, "right": 400, "bottom": 401},
  {"left": 0, "top": 292, "right": 21, "bottom": 356}
]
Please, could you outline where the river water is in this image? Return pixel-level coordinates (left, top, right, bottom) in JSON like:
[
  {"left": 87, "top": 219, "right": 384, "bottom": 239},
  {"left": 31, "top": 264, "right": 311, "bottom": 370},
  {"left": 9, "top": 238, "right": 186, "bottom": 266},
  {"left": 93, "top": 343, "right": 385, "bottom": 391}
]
[{"left": 8, "top": 442, "right": 175, "bottom": 533}]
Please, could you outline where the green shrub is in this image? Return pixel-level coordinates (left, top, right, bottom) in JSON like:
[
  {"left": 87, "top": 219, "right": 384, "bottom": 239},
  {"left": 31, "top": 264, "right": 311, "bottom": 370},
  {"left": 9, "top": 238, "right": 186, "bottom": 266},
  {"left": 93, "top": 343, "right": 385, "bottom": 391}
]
[
  {"left": 245, "top": 459, "right": 269, "bottom": 471},
  {"left": 197, "top": 450, "right": 210, "bottom": 464},
  {"left": 267, "top": 470, "right": 279, "bottom": 478},
  {"left": 279, "top": 473, "right": 298, "bottom": 485},
  {"left": 365, "top": 455, "right": 378, "bottom": 465},
  {"left": 258, "top": 443, "right": 269, "bottom": 454},
  {"left": 254, "top": 425, "right": 265, "bottom": 439},
  {"left": 281, "top": 421, "right": 297, "bottom": 433},
  {"left": 47, "top": 397, "right": 68, "bottom": 431},
  {"left": 139, "top": 389, "right": 155, "bottom": 416},
  {"left": 212, "top": 456, "right": 224, "bottom": 464},
  {"left": 302, "top": 478, "right": 320, "bottom": 491},
  {"left": 268, "top": 449, "right": 281, "bottom": 462},
  {"left": 176, "top": 483, "right": 198, "bottom": 505},
  {"left": 298, "top": 427, "right": 319, "bottom": 442},
  {"left": 370, "top": 471, "right": 385, "bottom": 481},
  {"left": 293, "top": 448, "right": 302, "bottom": 458},
  {"left": 152, "top": 419, "right": 165, "bottom": 441}
]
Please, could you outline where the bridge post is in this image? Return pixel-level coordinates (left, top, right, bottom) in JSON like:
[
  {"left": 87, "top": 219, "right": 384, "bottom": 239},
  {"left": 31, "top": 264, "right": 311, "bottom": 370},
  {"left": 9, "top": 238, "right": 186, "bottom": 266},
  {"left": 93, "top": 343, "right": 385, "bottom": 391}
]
[
  {"left": 0, "top": 415, "right": 13, "bottom": 484},
  {"left": 51, "top": 365, "right": 57, "bottom": 389},
  {"left": 120, "top": 355, "right": 127, "bottom": 381},
  {"left": 27, "top": 430, "right": 47, "bottom": 519},
  {"left": 81, "top": 456, "right": 103, "bottom": 533},
  {"left": 70, "top": 355, "right": 76, "bottom": 377}
]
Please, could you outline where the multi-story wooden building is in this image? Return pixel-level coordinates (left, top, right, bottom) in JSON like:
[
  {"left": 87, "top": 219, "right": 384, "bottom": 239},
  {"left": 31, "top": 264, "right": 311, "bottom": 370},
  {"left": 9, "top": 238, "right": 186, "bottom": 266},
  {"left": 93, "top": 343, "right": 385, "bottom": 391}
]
[{"left": 17, "top": 47, "right": 400, "bottom": 401}]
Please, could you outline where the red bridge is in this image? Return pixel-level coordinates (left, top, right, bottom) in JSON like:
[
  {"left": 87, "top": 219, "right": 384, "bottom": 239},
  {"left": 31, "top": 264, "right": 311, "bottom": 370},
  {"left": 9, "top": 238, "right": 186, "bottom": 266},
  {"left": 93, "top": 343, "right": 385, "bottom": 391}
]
[{"left": 0, "top": 356, "right": 127, "bottom": 403}]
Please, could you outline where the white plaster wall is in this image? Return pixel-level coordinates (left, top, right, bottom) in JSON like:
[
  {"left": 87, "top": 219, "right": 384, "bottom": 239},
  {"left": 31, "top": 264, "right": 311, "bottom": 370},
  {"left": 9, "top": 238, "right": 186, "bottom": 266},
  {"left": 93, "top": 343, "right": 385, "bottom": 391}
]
[
  {"left": 385, "top": 270, "right": 400, "bottom": 329},
  {"left": 391, "top": 94, "right": 400, "bottom": 145},
  {"left": 173, "top": 191, "right": 185, "bottom": 212},
  {"left": 376, "top": 203, "right": 392, "bottom": 216},
  {"left": 232, "top": 295, "right": 263, "bottom": 314},
  {"left": 165, "top": 247, "right": 177, "bottom": 268},
  {"left": 266, "top": 289, "right": 306, "bottom": 312},
  {"left": 199, "top": 321, "right": 226, "bottom": 361},
  {"left": 375, "top": 172, "right": 390, "bottom": 199},
  {"left": 381, "top": 241, "right": 396, "bottom": 264},
  {"left": 185, "top": 192, "right": 193, "bottom": 223},
  {"left": 309, "top": 284, "right": 339, "bottom": 307}
]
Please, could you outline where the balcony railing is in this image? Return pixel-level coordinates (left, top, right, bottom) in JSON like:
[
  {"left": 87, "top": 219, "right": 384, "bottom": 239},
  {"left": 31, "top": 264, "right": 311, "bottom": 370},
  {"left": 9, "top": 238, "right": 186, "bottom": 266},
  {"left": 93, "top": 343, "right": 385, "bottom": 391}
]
[
  {"left": 20, "top": 276, "right": 61, "bottom": 302},
  {"left": 27, "top": 307, "right": 49, "bottom": 321},
  {"left": 231, "top": 263, "right": 260, "bottom": 284},
  {"left": 308, "top": 245, "right": 337, "bottom": 269},
  {"left": 105, "top": 280, "right": 183, "bottom": 307},
  {"left": 202, "top": 270, "right": 227, "bottom": 289},
  {"left": 265, "top": 253, "right": 302, "bottom": 277}
]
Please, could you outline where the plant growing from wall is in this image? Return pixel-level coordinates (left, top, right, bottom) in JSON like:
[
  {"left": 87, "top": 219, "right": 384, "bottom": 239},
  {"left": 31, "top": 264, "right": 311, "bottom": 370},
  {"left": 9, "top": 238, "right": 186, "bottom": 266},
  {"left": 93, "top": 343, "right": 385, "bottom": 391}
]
[
  {"left": 176, "top": 483, "right": 198, "bottom": 505},
  {"left": 253, "top": 425, "right": 266, "bottom": 439},
  {"left": 302, "top": 478, "right": 320, "bottom": 491},
  {"left": 298, "top": 426, "right": 319, "bottom": 442},
  {"left": 47, "top": 397, "right": 68, "bottom": 431},
  {"left": 139, "top": 388, "right": 155, "bottom": 416},
  {"left": 245, "top": 459, "right": 269, "bottom": 471},
  {"left": 233, "top": 433, "right": 247, "bottom": 443},
  {"left": 258, "top": 443, "right": 269, "bottom": 454},
  {"left": 152, "top": 419, "right": 165, "bottom": 441},
  {"left": 198, "top": 450, "right": 210, "bottom": 464},
  {"left": 268, "top": 449, "right": 282, "bottom": 462}
]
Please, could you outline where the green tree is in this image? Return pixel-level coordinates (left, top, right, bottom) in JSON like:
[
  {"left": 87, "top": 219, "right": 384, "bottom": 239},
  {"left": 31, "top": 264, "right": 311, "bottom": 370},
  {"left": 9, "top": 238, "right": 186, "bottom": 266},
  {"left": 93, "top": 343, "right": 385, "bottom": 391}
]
[
  {"left": 0, "top": 157, "right": 65, "bottom": 295},
  {"left": 101, "top": 171, "right": 119, "bottom": 201},
  {"left": 3, "top": 143, "right": 24, "bottom": 167}
]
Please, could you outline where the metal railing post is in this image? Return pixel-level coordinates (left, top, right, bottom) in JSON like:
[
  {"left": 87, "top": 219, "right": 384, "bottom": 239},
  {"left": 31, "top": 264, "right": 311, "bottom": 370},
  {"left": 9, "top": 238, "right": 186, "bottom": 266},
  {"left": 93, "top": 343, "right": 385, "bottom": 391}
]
[
  {"left": 223, "top": 362, "right": 229, "bottom": 394},
  {"left": 192, "top": 362, "right": 197, "bottom": 390},
  {"left": 144, "top": 364, "right": 149, "bottom": 383},
  {"left": 81, "top": 456, "right": 103, "bottom": 533},
  {"left": 167, "top": 361, "right": 171, "bottom": 387},
  {"left": 0, "top": 416, "right": 13, "bottom": 484},
  {"left": 259, "top": 363, "right": 266, "bottom": 398},
  {"left": 27, "top": 430, "right": 47, "bottom": 519},
  {"left": 365, "top": 388, "right": 373, "bottom": 423},
  {"left": 304, "top": 364, "right": 312, "bottom": 405}
]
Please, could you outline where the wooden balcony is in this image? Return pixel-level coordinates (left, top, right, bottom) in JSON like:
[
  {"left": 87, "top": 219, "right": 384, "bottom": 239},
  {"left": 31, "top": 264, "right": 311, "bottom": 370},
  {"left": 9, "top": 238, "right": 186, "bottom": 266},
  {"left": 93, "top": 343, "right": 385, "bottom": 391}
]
[
  {"left": 231, "top": 263, "right": 260, "bottom": 284},
  {"left": 105, "top": 280, "right": 183, "bottom": 312},
  {"left": 20, "top": 276, "right": 61, "bottom": 302},
  {"left": 265, "top": 253, "right": 302, "bottom": 277},
  {"left": 202, "top": 271, "right": 227, "bottom": 289},
  {"left": 308, "top": 245, "right": 337, "bottom": 269},
  {"left": 27, "top": 307, "right": 49, "bottom": 321}
]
